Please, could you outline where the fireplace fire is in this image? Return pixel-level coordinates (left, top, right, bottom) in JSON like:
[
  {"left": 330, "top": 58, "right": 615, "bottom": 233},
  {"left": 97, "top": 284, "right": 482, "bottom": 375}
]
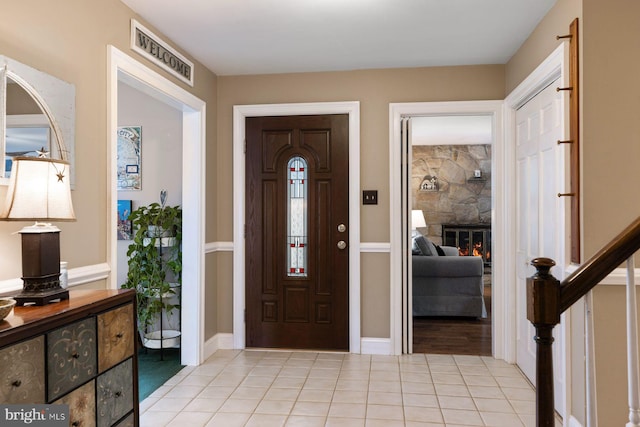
[
  {"left": 442, "top": 224, "right": 491, "bottom": 265},
  {"left": 459, "top": 241, "right": 490, "bottom": 262}
]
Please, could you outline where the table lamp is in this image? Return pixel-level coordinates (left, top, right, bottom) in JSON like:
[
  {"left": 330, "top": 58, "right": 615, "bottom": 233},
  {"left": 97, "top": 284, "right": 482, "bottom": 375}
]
[
  {"left": 411, "top": 209, "right": 426, "bottom": 237},
  {"left": 0, "top": 156, "right": 76, "bottom": 306}
]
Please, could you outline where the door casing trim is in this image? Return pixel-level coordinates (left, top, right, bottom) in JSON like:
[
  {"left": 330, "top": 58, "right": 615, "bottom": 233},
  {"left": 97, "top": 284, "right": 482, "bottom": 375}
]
[
  {"left": 389, "top": 100, "right": 505, "bottom": 357},
  {"left": 505, "top": 42, "right": 571, "bottom": 422},
  {"left": 233, "top": 102, "right": 361, "bottom": 352},
  {"left": 107, "top": 45, "right": 206, "bottom": 366}
]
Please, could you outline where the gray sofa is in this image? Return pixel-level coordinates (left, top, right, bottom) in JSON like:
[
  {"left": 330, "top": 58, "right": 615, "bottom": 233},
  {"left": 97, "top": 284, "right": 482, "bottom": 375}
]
[{"left": 412, "top": 235, "right": 487, "bottom": 318}]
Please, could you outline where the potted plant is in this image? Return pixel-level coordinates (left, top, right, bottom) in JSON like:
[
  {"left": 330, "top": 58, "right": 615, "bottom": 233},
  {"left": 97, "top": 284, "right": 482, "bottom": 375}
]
[{"left": 122, "top": 196, "right": 182, "bottom": 348}]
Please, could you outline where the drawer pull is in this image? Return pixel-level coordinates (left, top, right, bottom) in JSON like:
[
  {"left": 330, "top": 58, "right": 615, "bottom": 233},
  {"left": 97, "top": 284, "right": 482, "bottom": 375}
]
[
  {"left": 115, "top": 390, "right": 122, "bottom": 398},
  {"left": 11, "top": 380, "right": 21, "bottom": 387},
  {"left": 71, "top": 353, "right": 80, "bottom": 359},
  {"left": 115, "top": 332, "right": 124, "bottom": 339}
]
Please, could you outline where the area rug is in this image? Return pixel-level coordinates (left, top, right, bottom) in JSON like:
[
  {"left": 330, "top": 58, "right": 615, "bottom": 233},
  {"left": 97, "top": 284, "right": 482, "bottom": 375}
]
[{"left": 137, "top": 347, "right": 184, "bottom": 401}]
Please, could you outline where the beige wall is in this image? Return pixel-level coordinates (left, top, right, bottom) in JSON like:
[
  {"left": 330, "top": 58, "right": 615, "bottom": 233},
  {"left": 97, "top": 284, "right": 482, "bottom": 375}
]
[
  {"left": 508, "top": 0, "right": 640, "bottom": 424},
  {"left": 505, "top": 0, "right": 582, "bottom": 93},
  {"left": 0, "top": 0, "right": 504, "bottom": 350},
  {"left": 215, "top": 66, "right": 505, "bottom": 336},
  {"left": 0, "top": 1, "right": 219, "bottom": 332},
  {"left": 583, "top": 0, "right": 640, "bottom": 425},
  {"left": 506, "top": 0, "right": 586, "bottom": 422},
  {"left": 13, "top": 8, "right": 639, "bottom": 423}
]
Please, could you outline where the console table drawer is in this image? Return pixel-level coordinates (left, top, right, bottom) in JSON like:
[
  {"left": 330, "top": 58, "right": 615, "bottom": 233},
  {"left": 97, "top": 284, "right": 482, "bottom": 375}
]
[
  {"left": 0, "top": 336, "right": 45, "bottom": 403},
  {"left": 0, "top": 290, "right": 138, "bottom": 426},
  {"left": 53, "top": 380, "right": 96, "bottom": 427},
  {"left": 114, "top": 413, "right": 134, "bottom": 427},
  {"left": 98, "top": 304, "right": 134, "bottom": 373},
  {"left": 97, "top": 359, "right": 134, "bottom": 427},
  {"left": 47, "top": 317, "right": 97, "bottom": 401}
]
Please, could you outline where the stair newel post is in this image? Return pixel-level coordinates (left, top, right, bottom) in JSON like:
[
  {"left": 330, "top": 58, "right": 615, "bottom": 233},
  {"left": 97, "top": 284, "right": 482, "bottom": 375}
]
[{"left": 527, "top": 257, "right": 561, "bottom": 427}]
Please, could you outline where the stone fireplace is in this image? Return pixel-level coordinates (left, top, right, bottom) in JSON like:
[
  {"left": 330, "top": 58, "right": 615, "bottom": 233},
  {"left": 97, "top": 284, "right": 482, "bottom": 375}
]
[{"left": 412, "top": 144, "right": 491, "bottom": 246}]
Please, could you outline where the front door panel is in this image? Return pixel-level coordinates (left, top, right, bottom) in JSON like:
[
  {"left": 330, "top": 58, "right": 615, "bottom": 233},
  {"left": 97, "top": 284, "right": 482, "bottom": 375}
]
[{"left": 246, "top": 114, "right": 349, "bottom": 350}]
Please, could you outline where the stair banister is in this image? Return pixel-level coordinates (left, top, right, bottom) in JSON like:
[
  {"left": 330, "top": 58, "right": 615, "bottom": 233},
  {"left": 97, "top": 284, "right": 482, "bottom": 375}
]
[
  {"left": 527, "top": 215, "right": 640, "bottom": 426},
  {"left": 528, "top": 258, "right": 561, "bottom": 427},
  {"left": 560, "top": 216, "right": 640, "bottom": 312}
]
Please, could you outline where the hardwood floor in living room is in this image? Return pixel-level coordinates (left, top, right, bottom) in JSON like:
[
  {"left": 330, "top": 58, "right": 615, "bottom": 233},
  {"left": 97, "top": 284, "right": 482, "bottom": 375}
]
[{"left": 413, "top": 275, "right": 492, "bottom": 356}]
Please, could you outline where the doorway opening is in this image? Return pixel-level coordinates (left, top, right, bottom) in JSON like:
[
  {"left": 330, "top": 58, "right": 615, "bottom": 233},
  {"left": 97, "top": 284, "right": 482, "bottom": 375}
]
[
  {"left": 107, "top": 46, "right": 206, "bottom": 367},
  {"left": 389, "top": 101, "right": 507, "bottom": 358},
  {"left": 409, "top": 115, "right": 493, "bottom": 356}
]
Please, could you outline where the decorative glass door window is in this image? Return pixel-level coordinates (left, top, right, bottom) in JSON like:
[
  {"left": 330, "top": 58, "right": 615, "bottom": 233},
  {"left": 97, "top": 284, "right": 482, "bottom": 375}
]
[{"left": 287, "top": 156, "right": 308, "bottom": 277}]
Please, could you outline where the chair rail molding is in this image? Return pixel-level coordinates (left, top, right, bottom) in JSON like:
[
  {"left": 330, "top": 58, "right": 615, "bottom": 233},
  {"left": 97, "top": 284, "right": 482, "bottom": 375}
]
[
  {"left": 205, "top": 241, "right": 234, "bottom": 253},
  {"left": 360, "top": 242, "right": 391, "bottom": 253},
  {"left": 0, "top": 262, "right": 111, "bottom": 295}
]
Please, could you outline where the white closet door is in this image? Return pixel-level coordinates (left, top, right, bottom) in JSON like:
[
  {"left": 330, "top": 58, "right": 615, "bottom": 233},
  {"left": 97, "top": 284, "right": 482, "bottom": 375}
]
[{"left": 515, "top": 79, "right": 566, "bottom": 416}]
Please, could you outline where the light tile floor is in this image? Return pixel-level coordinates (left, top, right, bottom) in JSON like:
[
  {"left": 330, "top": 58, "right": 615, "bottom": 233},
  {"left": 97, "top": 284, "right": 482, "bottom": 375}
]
[{"left": 140, "top": 350, "right": 561, "bottom": 427}]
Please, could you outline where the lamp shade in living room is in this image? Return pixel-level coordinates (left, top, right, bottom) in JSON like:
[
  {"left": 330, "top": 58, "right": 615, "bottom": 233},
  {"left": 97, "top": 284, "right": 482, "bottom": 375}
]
[{"left": 411, "top": 209, "right": 426, "bottom": 230}]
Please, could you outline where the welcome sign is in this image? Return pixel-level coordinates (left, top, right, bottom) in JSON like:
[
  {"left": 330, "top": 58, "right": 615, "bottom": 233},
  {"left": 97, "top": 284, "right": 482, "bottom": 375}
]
[{"left": 130, "top": 19, "right": 194, "bottom": 86}]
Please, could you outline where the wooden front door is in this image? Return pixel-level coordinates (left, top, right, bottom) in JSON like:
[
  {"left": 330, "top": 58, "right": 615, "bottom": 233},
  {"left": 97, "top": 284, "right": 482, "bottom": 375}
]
[{"left": 245, "top": 114, "right": 349, "bottom": 350}]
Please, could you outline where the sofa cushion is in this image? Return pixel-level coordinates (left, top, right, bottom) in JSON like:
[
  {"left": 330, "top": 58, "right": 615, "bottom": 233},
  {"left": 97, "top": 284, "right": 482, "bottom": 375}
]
[
  {"left": 441, "top": 246, "right": 460, "bottom": 256},
  {"left": 411, "top": 240, "right": 422, "bottom": 255},
  {"left": 414, "top": 235, "right": 437, "bottom": 256},
  {"left": 412, "top": 254, "right": 483, "bottom": 277}
]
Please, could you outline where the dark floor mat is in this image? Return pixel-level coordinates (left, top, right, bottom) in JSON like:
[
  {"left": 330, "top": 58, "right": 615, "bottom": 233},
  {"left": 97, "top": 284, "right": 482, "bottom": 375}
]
[{"left": 137, "top": 347, "right": 184, "bottom": 401}]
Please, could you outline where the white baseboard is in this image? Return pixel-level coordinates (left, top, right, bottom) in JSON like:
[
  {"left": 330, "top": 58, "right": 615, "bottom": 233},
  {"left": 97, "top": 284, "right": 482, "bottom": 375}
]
[
  {"left": 568, "top": 415, "right": 583, "bottom": 427},
  {"left": 360, "top": 337, "right": 392, "bottom": 355},
  {"left": 204, "top": 334, "right": 393, "bottom": 357},
  {"left": 203, "top": 333, "right": 234, "bottom": 360},
  {"left": 216, "top": 333, "right": 234, "bottom": 349}
]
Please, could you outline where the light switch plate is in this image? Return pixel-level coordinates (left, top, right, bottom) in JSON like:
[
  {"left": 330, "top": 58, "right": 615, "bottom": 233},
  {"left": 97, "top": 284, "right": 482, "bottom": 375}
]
[{"left": 363, "top": 190, "right": 378, "bottom": 205}]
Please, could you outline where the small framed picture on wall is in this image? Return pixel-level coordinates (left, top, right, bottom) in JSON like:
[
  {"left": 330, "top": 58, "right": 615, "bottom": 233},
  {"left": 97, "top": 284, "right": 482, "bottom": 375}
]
[{"left": 117, "top": 200, "right": 133, "bottom": 240}]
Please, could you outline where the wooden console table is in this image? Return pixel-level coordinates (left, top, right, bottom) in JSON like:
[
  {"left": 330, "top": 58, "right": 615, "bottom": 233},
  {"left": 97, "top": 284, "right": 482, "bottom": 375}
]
[{"left": 0, "top": 289, "right": 139, "bottom": 427}]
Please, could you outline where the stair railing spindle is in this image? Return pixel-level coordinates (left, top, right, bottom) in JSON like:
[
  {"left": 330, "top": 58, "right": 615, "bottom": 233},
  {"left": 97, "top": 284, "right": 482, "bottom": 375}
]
[{"left": 626, "top": 256, "right": 640, "bottom": 427}]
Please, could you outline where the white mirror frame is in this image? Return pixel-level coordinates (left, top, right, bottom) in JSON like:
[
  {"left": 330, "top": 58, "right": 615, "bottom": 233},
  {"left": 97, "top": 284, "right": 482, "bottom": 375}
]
[{"left": 0, "top": 55, "right": 75, "bottom": 185}]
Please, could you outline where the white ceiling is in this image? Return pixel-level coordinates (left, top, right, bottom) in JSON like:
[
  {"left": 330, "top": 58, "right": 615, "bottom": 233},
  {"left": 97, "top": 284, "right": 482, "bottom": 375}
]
[
  {"left": 120, "top": 0, "right": 557, "bottom": 76},
  {"left": 411, "top": 116, "right": 493, "bottom": 146}
]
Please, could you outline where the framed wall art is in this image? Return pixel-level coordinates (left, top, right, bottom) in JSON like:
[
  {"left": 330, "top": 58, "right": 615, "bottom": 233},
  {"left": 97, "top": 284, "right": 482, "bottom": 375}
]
[{"left": 117, "top": 126, "right": 142, "bottom": 190}]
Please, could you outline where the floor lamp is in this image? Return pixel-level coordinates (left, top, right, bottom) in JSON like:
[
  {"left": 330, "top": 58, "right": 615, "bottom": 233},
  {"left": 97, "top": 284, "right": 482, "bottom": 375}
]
[{"left": 0, "top": 156, "right": 76, "bottom": 306}]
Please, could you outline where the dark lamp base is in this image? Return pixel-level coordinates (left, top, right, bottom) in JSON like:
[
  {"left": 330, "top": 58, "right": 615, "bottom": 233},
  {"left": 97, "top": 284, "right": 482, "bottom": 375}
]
[
  {"left": 16, "top": 227, "right": 67, "bottom": 306},
  {"left": 14, "top": 288, "right": 69, "bottom": 306}
]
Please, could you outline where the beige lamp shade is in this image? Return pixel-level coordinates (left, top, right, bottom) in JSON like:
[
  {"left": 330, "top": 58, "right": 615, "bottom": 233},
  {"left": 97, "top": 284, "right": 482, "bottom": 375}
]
[
  {"left": 0, "top": 157, "right": 76, "bottom": 221},
  {"left": 411, "top": 209, "right": 426, "bottom": 230}
]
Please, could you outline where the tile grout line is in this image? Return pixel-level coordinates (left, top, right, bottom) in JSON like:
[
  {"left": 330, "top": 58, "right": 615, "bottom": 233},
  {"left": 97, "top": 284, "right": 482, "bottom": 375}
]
[{"left": 139, "top": 350, "right": 542, "bottom": 427}]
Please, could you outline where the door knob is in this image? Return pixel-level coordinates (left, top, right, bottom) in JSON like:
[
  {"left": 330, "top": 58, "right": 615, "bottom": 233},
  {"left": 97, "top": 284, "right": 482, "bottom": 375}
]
[
  {"left": 337, "top": 224, "right": 346, "bottom": 233},
  {"left": 337, "top": 241, "right": 347, "bottom": 250}
]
